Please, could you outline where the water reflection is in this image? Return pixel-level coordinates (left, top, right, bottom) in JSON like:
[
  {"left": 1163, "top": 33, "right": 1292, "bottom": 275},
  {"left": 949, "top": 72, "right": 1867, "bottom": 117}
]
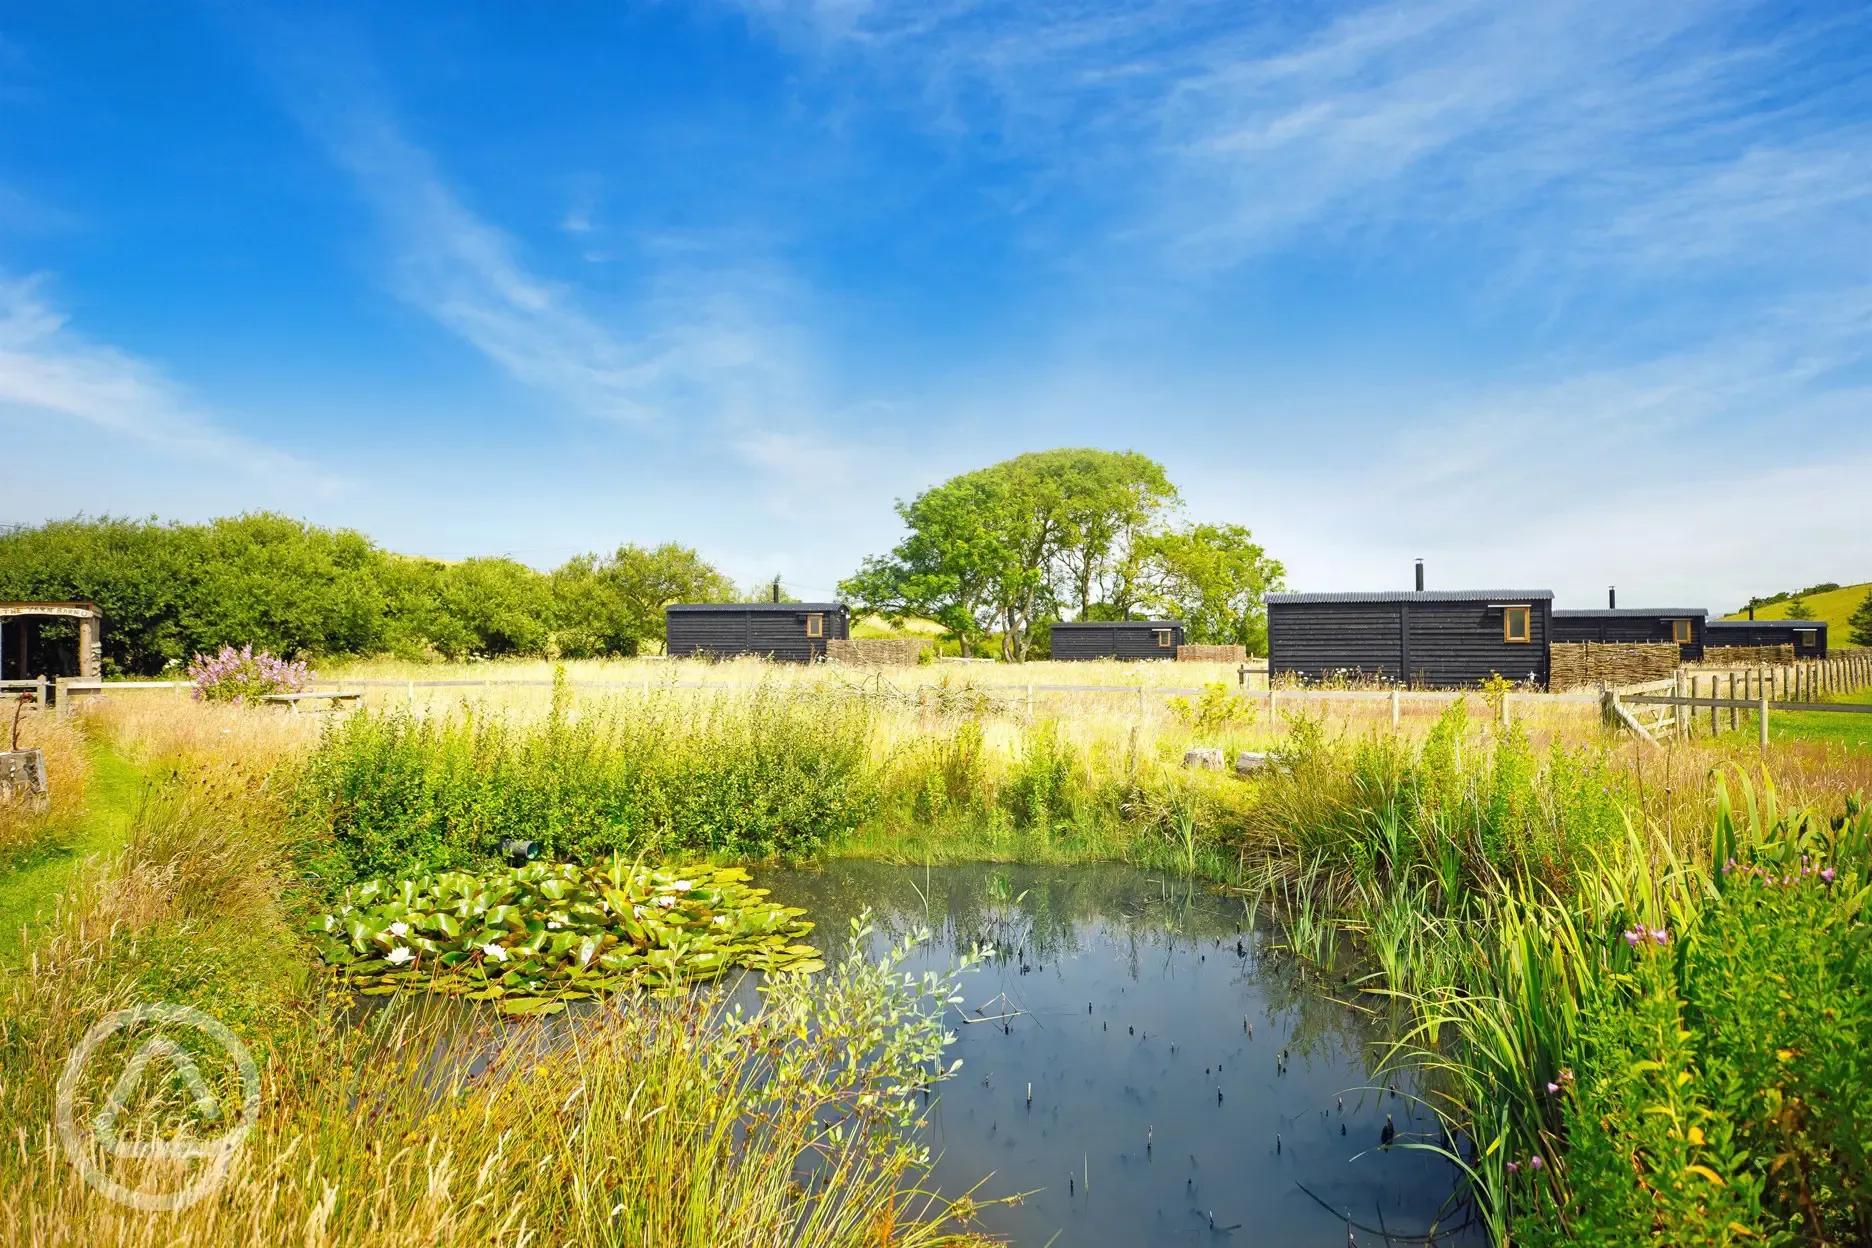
[{"left": 758, "top": 861, "right": 1480, "bottom": 1247}]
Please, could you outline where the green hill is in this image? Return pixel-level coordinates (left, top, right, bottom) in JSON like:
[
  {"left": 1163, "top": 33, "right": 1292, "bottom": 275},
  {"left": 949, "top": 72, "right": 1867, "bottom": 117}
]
[{"left": 1721, "top": 580, "right": 1870, "bottom": 643}]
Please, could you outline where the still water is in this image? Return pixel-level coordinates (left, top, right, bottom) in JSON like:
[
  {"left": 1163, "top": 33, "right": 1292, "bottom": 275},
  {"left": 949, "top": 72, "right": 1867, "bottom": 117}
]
[{"left": 759, "top": 861, "right": 1479, "bottom": 1247}]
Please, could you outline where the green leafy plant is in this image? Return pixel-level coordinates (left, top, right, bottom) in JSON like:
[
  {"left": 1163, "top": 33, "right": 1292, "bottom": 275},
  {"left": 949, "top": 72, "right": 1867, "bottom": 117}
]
[
  {"left": 1165, "top": 680, "right": 1256, "bottom": 737},
  {"left": 312, "top": 860, "right": 822, "bottom": 1011}
]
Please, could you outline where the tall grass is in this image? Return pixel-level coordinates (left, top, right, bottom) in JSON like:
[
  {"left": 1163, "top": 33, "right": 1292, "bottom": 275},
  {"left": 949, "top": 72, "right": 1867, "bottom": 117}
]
[
  {"left": 0, "top": 706, "right": 89, "bottom": 874},
  {"left": 0, "top": 742, "right": 990, "bottom": 1247},
  {"left": 293, "top": 678, "right": 879, "bottom": 880}
]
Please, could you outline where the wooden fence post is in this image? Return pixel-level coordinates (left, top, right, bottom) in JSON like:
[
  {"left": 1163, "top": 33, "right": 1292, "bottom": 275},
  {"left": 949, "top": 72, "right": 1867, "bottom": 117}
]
[
  {"left": 1759, "top": 685, "right": 1770, "bottom": 749},
  {"left": 1390, "top": 688, "right": 1400, "bottom": 729}
]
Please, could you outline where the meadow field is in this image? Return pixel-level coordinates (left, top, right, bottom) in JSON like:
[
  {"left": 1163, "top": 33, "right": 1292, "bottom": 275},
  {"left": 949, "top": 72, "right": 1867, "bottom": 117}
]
[{"left": 4, "top": 657, "right": 1871, "bottom": 1245}]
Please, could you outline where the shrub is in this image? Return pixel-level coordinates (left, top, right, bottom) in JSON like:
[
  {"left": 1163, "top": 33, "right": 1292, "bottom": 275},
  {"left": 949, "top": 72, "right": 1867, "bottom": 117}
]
[{"left": 187, "top": 644, "right": 310, "bottom": 703}]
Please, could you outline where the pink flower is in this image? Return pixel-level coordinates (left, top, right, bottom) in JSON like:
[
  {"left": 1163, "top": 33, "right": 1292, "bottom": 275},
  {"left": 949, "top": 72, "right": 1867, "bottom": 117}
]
[
  {"left": 1821, "top": 867, "right": 1836, "bottom": 883},
  {"left": 1529, "top": 1155, "right": 1544, "bottom": 1171},
  {"left": 1546, "top": 1082, "right": 1560, "bottom": 1094},
  {"left": 1652, "top": 928, "right": 1669, "bottom": 946},
  {"left": 1506, "top": 1161, "right": 1520, "bottom": 1174}
]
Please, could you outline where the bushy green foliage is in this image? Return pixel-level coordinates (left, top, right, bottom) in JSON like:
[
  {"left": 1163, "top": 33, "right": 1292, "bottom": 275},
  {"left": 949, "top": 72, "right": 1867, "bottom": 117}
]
[
  {"left": 1850, "top": 588, "right": 1872, "bottom": 648},
  {"left": 1165, "top": 680, "right": 1257, "bottom": 737},
  {"left": 1525, "top": 802, "right": 1872, "bottom": 1246},
  {"left": 840, "top": 447, "right": 1282, "bottom": 660},
  {"left": 291, "top": 685, "right": 878, "bottom": 881},
  {"left": 0, "top": 516, "right": 735, "bottom": 672}
]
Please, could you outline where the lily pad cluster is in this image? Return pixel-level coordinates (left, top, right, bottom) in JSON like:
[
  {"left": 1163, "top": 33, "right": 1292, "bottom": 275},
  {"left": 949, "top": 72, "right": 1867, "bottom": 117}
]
[{"left": 312, "top": 860, "right": 822, "bottom": 1014}]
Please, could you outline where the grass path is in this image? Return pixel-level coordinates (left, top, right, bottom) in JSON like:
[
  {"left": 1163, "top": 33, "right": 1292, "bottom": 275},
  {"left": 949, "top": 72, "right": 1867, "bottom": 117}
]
[{"left": 0, "top": 746, "right": 142, "bottom": 960}]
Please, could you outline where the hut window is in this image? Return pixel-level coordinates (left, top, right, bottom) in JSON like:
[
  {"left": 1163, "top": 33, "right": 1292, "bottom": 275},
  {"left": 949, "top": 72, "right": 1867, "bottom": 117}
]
[
  {"left": 1670, "top": 619, "right": 1693, "bottom": 645},
  {"left": 805, "top": 614, "right": 824, "bottom": 638},
  {"left": 1154, "top": 629, "right": 1173, "bottom": 649},
  {"left": 1502, "top": 606, "right": 1531, "bottom": 644},
  {"left": 1797, "top": 629, "right": 1817, "bottom": 646}
]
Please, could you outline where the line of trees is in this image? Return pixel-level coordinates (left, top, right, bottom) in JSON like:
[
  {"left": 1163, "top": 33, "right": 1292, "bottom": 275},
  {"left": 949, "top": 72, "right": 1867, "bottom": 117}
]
[
  {"left": 0, "top": 515, "right": 738, "bottom": 675},
  {"left": 839, "top": 448, "right": 1284, "bottom": 659}
]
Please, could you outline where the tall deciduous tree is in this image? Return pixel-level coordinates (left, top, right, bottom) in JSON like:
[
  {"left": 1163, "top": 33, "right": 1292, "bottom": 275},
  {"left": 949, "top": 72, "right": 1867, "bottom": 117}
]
[
  {"left": 842, "top": 448, "right": 1246, "bottom": 662},
  {"left": 1136, "top": 523, "right": 1286, "bottom": 653}
]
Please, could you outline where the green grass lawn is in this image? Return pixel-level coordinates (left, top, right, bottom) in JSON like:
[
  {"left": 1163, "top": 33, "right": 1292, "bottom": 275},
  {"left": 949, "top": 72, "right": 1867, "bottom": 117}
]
[
  {"left": 0, "top": 747, "right": 142, "bottom": 960},
  {"left": 1765, "top": 683, "right": 1872, "bottom": 751}
]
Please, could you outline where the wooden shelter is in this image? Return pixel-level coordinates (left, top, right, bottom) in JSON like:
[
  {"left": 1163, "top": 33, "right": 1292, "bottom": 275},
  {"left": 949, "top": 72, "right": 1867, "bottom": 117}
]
[
  {"left": 1267, "top": 590, "right": 1554, "bottom": 688},
  {"left": 664, "top": 603, "right": 850, "bottom": 662},
  {"left": 0, "top": 602, "right": 102, "bottom": 682},
  {"left": 1551, "top": 608, "right": 1707, "bottom": 662},
  {"left": 1049, "top": 620, "right": 1185, "bottom": 661},
  {"left": 1704, "top": 619, "right": 1828, "bottom": 660}
]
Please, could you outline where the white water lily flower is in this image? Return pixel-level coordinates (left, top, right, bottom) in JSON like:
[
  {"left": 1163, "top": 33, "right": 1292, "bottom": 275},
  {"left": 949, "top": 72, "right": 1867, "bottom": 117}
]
[
  {"left": 482, "top": 943, "right": 508, "bottom": 961},
  {"left": 385, "top": 946, "right": 414, "bottom": 965},
  {"left": 388, "top": 921, "right": 409, "bottom": 937},
  {"left": 713, "top": 915, "right": 730, "bottom": 926},
  {"left": 547, "top": 920, "right": 562, "bottom": 930},
  {"left": 632, "top": 905, "right": 648, "bottom": 919},
  {"left": 653, "top": 895, "right": 678, "bottom": 908},
  {"left": 672, "top": 879, "right": 693, "bottom": 892}
]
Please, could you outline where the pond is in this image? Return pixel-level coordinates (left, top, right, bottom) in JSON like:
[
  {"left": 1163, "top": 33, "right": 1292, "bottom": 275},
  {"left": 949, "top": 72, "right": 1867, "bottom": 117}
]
[{"left": 757, "top": 861, "right": 1480, "bottom": 1247}]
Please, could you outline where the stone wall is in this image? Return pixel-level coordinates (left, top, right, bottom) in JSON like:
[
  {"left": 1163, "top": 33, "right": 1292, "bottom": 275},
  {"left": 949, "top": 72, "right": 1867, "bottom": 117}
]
[
  {"left": 1550, "top": 642, "right": 1681, "bottom": 691},
  {"left": 825, "top": 637, "right": 933, "bottom": 666},
  {"left": 1176, "top": 644, "right": 1247, "bottom": 663},
  {"left": 1701, "top": 645, "right": 1794, "bottom": 666}
]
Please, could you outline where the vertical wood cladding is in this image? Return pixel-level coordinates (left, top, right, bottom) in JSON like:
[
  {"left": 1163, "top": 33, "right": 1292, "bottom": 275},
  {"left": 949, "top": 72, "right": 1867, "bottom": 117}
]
[
  {"left": 1704, "top": 620, "right": 1828, "bottom": 660},
  {"left": 1267, "top": 591, "right": 1554, "bottom": 688},
  {"left": 1551, "top": 609, "right": 1707, "bottom": 662},
  {"left": 1050, "top": 621, "right": 1184, "bottom": 660},
  {"left": 664, "top": 604, "right": 850, "bottom": 662}
]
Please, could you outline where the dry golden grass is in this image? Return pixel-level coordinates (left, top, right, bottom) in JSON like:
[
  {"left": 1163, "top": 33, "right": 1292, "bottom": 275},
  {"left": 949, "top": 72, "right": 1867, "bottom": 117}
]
[{"left": 0, "top": 703, "right": 90, "bottom": 867}]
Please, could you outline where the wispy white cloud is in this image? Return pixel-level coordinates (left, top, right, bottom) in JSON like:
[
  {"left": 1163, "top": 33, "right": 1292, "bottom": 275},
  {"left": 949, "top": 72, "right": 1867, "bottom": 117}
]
[
  {"left": 0, "top": 274, "right": 322, "bottom": 480},
  {"left": 727, "top": 0, "right": 1872, "bottom": 292}
]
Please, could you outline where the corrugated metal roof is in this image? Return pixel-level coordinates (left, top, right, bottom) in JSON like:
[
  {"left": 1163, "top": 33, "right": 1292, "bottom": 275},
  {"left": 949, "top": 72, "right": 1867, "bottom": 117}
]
[
  {"left": 1050, "top": 619, "right": 1183, "bottom": 628},
  {"left": 1707, "top": 619, "right": 1827, "bottom": 631},
  {"left": 1553, "top": 608, "right": 1707, "bottom": 619},
  {"left": 665, "top": 602, "right": 847, "bottom": 612},
  {"left": 1267, "top": 591, "right": 1553, "bottom": 604}
]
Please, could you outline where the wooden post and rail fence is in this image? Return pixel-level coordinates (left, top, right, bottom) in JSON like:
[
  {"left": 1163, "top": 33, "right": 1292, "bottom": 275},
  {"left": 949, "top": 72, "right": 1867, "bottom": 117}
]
[{"left": 1605, "top": 650, "right": 1872, "bottom": 747}]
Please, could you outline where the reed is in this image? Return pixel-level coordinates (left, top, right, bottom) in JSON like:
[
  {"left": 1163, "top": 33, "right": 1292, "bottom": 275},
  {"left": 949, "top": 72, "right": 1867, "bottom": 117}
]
[{"left": 0, "top": 744, "right": 992, "bottom": 1248}]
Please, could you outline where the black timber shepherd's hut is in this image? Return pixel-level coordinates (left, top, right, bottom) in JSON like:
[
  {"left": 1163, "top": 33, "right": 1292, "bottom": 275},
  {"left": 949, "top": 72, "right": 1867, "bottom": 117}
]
[
  {"left": 1705, "top": 619, "right": 1828, "bottom": 660},
  {"left": 1050, "top": 620, "right": 1184, "bottom": 660},
  {"left": 1551, "top": 609, "right": 1707, "bottom": 662},
  {"left": 1267, "top": 590, "right": 1554, "bottom": 688},
  {"left": 665, "top": 603, "right": 850, "bottom": 662}
]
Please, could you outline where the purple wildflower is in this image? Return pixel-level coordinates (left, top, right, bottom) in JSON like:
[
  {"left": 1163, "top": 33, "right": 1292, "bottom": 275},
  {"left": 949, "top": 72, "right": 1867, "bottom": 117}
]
[
  {"left": 188, "top": 645, "right": 312, "bottom": 704},
  {"left": 1624, "top": 928, "right": 1642, "bottom": 947},
  {"left": 1822, "top": 867, "right": 1836, "bottom": 883},
  {"left": 1546, "top": 1081, "right": 1560, "bottom": 1094},
  {"left": 1652, "top": 927, "right": 1669, "bottom": 946},
  {"left": 1506, "top": 1161, "right": 1519, "bottom": 1174},
  {"left": 1529, "top": 1155, "right": 1544, "bottom": 1171}
]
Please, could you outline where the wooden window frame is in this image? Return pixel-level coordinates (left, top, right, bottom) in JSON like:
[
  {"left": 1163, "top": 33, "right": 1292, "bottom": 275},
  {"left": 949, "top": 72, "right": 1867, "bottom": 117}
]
[
  {"left": 805, "top": 614, "right": 824, "bottom": 639},
  {"left": 1502, "top": 606, "right": 1532, "bottom": 644},
  {"left": 1154, "top": 628, "right": 1173, "bottom": 649},
  {"left": 1797, "top": 629, "right": 1817, "bottom": 647},
  {"left": 1671, "top": 618, "right": 1693, "bottom": 645}
]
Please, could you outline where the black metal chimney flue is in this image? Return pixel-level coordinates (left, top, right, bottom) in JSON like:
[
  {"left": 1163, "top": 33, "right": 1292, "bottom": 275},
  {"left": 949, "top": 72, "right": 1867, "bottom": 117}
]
[
  {"left": 1414, "top": 559, "right": 1424, "bottom": 592},
  {"left": 1609, "top": 586, "right": 1617, "bottom": 609}
]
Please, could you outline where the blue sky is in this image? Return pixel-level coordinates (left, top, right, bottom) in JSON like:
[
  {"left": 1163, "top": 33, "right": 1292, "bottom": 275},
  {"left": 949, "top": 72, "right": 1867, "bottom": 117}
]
[{"left": 3, "top": 0, "right": 1869, "bottom": 609}]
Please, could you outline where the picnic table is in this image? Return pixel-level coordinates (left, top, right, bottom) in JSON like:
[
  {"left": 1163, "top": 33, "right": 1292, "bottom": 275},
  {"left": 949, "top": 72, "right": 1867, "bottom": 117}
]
[{"left": 262, "top": 691, "right": 363, "bottom": 714}]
